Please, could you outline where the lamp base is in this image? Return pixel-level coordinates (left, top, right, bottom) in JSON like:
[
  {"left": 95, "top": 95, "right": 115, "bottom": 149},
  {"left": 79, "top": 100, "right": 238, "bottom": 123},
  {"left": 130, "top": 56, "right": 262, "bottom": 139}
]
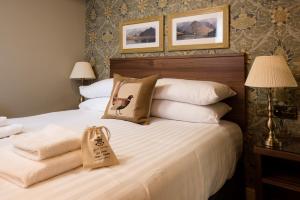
[
  {"left": 264, "top": 131, "right": 282, "bottom": 148},
  {"left": 80, "top": 95, "right": 84, "bottom": 103},
  {"left": 80, "top": 79, "right": 85, "bottom": 103},
  {"left": 264, "top": 88, "right": 282, "bottom": 148}
]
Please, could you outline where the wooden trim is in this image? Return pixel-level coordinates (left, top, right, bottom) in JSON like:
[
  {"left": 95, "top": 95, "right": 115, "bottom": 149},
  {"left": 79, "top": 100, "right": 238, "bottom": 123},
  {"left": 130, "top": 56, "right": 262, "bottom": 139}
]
[
  {"left": 110, "top": 53, "right": 246, "bottom": 130},
  {"left": 262, "top": 176, "right": 300, "bottom": 193},
  {"left": 254, "top": 146, "right": 300, "bottom": 162}
]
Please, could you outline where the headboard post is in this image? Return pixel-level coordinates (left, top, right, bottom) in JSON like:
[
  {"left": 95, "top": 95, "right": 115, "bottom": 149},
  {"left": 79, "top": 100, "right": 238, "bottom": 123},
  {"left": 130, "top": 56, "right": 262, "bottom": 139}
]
[{"left": 110, "top": 54, "right": 246, "bottom": 130}]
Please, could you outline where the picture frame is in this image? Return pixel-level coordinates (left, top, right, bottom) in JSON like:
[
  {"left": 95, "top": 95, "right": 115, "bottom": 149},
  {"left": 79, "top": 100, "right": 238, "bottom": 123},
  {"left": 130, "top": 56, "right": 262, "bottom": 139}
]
[
  {"left": 119, "top": 16, "right": 164, "bottom": 53},
  {"left": 167, "top": 5, "right": 229, "bottom": 51}
]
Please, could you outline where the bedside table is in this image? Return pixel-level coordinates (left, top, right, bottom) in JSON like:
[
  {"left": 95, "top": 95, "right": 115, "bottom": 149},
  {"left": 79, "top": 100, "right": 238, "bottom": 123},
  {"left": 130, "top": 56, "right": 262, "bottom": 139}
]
[{"left": 254, "top": 137, "right": 300, "bottom": 200}]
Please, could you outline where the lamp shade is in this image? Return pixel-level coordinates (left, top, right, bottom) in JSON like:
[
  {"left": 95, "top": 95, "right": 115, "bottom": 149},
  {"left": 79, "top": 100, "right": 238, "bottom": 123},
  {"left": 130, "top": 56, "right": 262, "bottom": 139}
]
[
  {"left": 70, "top": 62, "right": 96, "bottom": 79},
  {"left": 245, "top": 56, "right": 298, "bottom": 88}
]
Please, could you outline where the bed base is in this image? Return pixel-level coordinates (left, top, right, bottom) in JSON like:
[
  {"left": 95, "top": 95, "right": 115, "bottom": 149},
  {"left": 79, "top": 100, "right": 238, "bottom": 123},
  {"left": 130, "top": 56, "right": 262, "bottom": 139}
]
[{"left": 209, "top": 158, "right": 245, "bottom": 200}]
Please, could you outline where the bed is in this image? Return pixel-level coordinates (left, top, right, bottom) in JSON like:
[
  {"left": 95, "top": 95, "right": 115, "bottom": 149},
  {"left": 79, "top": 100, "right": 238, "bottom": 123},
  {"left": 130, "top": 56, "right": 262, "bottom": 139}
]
[{"left": 0, "top": 54, "right": 246, "bottom": 200}]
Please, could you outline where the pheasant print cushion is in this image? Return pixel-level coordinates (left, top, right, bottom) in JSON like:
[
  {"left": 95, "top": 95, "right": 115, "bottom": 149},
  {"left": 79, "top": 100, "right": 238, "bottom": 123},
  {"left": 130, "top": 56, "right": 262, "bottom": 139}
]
[{"left": 102, "top": 74, "right": 158, "bottom": 124}]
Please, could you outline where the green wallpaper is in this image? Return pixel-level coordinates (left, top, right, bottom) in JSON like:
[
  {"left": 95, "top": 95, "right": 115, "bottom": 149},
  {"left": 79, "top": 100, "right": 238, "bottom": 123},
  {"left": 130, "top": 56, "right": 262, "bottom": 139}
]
[{"left": 85, "top": 0, "right": 300, "bottom": 186}]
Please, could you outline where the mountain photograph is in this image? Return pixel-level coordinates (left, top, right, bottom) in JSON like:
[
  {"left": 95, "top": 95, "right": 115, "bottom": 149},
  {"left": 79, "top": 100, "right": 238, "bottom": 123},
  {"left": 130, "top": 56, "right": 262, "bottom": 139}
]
[
  {"left": 176, "top": 18, "right": 217, "bottom": 40},
  {"left": 126, "top": 26, "right": 156, "bottom": 44}
]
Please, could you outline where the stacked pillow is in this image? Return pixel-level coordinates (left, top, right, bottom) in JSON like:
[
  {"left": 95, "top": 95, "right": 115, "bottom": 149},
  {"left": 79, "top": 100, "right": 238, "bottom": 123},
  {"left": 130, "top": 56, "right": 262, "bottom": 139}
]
[
  {"left": 79, "top": 78, "right": 113, "bottom": 99},
  {"left": 151, "top": 78, "right": 236, "bottom": 123},
  {"left": 78, "top": 97, "right": 110, "bottom": 112},
  {"left": 154, "top": 78, "right": 236, "bottom": 105},
  {"left": 79, "top": 79, "right": 113, "bottom": 112},
  {"left": 79, "top": 77, "right": 236, "bottom": 124}
]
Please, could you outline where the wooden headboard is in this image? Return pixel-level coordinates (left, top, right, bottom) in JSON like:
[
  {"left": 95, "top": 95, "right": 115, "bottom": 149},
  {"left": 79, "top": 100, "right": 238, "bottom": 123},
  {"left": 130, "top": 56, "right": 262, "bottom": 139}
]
[{"left": 110, "top": 54, "right": 246, "bottom": 130}]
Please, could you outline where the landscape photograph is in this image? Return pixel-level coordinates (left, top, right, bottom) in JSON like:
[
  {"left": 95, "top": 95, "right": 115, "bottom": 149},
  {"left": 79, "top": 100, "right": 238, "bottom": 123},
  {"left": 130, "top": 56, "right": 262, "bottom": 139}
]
[
  {"left": 176, "top": 18, "right": 217, "bottom": 40},
  {"left": 126, "top": 26, "right": 156, "bottom": 45}
]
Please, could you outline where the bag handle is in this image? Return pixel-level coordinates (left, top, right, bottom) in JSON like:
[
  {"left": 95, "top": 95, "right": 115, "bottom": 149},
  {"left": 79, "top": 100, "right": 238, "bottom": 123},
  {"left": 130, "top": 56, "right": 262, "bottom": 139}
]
[{"left": 97, "top": 126, "right": 111, "bottom": 141}]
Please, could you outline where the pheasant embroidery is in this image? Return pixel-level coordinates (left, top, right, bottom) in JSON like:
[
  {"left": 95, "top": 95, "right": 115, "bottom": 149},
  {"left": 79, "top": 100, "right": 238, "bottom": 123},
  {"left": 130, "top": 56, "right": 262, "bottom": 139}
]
[{"left": 110, "top": 80, "right": 134, "bottom": 115}]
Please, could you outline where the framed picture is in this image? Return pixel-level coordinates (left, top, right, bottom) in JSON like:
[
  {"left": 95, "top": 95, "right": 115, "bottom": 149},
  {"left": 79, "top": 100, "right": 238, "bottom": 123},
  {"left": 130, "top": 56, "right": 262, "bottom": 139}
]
[
  {"left": 167, "top": 5, "right": 229, "bottom": 51},
  {"left": 120, "top": 16, "right": 164, "bottom": 53}
]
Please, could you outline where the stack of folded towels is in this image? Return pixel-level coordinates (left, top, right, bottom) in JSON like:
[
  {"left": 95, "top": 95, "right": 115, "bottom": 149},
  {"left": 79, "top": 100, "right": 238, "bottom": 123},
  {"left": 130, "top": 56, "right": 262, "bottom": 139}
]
[
  {"left": 0, "top": 124, "right": 82, "bottom": 188},
  {"left": 0, "top": 116, "right": 23, "bottom": 139}
]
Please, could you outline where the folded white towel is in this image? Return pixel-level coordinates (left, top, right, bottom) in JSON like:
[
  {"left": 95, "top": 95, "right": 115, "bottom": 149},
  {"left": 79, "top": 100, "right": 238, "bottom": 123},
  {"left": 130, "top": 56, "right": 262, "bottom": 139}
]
[
  {"left": 0, "top": 124, "right": 23, "bottom": 139},
  {"left": 10, "top": 124, "right": 81, "bottom": 161},
  {"left": 0, "top": 116, "right": 8, "bottom": 127},
  {"left": 0, "top": 147, "right": 82, "bottom": 188}
]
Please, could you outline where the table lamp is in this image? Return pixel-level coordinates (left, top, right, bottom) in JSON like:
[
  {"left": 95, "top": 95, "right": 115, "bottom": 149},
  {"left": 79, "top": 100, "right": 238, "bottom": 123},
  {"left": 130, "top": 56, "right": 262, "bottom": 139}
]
[
  {"left": 245, "top": 56, "right": 298, "bottom": 147},
  {"left": 70, "top": 62, "right": 96, "bottom": 102}
]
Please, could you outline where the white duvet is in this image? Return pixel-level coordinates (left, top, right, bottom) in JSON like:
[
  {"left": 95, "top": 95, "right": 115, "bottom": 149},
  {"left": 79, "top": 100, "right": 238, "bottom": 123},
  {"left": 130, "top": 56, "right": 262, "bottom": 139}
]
[{"left": 0, "top": 109, "right": 242, "bottom": 200}]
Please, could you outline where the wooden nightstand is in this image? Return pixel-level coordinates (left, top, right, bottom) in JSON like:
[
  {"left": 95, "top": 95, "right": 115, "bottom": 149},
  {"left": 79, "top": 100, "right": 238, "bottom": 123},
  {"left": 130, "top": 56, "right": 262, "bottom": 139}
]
[{"left": 254, "top": 137, "right": 300, "bottom": 200}]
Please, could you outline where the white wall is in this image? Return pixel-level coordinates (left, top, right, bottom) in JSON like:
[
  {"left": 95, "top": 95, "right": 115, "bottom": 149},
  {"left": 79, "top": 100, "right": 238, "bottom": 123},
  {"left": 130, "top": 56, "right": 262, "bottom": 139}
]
[{"left": 0, "top": 0, "right": 86, "bottom": 117}]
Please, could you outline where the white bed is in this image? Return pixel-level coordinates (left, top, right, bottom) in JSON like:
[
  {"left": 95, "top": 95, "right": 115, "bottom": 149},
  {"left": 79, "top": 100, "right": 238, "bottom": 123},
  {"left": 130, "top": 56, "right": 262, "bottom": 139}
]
[{"left": 0, "top": 109, "right": 242, "bottom": 200}]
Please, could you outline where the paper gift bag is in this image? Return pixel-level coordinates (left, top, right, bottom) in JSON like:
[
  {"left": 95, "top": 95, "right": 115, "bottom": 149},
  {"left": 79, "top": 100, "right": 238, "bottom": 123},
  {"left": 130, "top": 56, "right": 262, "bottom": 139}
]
[{"left": 81, "top": 126, "right": 119, "bottom": 169}]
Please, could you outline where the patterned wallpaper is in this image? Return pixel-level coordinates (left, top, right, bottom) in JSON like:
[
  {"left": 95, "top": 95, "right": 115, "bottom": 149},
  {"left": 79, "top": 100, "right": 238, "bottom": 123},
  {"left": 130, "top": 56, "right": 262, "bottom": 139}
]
[{"left": 85, "top": 0, "right": 300, "bottom": 186}]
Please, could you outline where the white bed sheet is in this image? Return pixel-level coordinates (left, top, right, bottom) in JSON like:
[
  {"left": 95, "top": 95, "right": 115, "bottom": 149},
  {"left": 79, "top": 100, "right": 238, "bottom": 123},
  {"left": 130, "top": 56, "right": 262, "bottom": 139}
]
[{"left": 0, "top": 109, "right": 242, "bottom": 200}]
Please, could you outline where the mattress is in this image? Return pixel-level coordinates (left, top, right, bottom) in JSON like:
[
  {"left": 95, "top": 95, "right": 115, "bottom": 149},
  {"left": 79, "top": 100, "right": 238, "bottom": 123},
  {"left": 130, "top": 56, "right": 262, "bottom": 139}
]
[{"left": 0, "top": 109, "right": 242, "bottom": 200}]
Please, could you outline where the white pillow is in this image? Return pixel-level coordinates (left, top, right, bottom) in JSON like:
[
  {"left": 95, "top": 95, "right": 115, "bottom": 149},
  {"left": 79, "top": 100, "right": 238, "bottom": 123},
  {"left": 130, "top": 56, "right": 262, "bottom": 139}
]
[
  {"left": 154, "top": 78, "right": 236, "bottom": 105},
  {"left": 151, "top": 100, "right": 232, "bottom": 123},
  {"left": 79, "top": 78, "right": 113, "bottom": 99},
  {"left": 78, "top": 97, "right": 110, "bottom": 112}
]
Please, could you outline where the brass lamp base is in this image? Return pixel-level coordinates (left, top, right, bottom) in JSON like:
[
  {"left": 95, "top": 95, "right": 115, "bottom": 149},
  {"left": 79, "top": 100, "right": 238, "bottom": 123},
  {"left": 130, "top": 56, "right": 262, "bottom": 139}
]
[
  {"left": 264, "top": 131, "right": 282, "bottom": 148},
  {"left": 80, "top": 78, "right": 85, "bottom": 103},
  {"left": 80, "top": 95, "right": 84, "bottom": 103},
  {"left": 264, "top": 88, "right": 282, "bottom": 148}
]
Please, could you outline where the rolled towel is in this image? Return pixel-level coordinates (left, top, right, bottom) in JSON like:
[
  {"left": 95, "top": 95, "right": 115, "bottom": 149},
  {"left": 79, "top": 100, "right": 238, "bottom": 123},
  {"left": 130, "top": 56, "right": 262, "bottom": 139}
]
[
  {"left": 10, "top": 124, "right": 81, "bottom": 160},
  {"left": 0, "top": 124, "right": 23, "bottom": 139},
  {"left": 0, "top": 147, "right": 82, "bottom": 188},
  {"left": 0, "top": 116, "right": 8, "bottom": 127}
]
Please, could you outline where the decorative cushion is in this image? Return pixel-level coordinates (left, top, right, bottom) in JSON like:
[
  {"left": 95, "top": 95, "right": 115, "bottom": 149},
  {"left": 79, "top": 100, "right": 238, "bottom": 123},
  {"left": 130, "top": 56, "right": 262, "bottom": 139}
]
[{"left": 102, "top": 74, "right": 158, "bottom": 124}]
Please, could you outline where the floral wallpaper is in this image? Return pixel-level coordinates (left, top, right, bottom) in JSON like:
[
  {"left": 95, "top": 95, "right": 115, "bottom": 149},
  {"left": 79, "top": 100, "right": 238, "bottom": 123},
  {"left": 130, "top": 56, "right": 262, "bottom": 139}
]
[{"left": 85, "top": 0, "right": 300, "bottom": 186}]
